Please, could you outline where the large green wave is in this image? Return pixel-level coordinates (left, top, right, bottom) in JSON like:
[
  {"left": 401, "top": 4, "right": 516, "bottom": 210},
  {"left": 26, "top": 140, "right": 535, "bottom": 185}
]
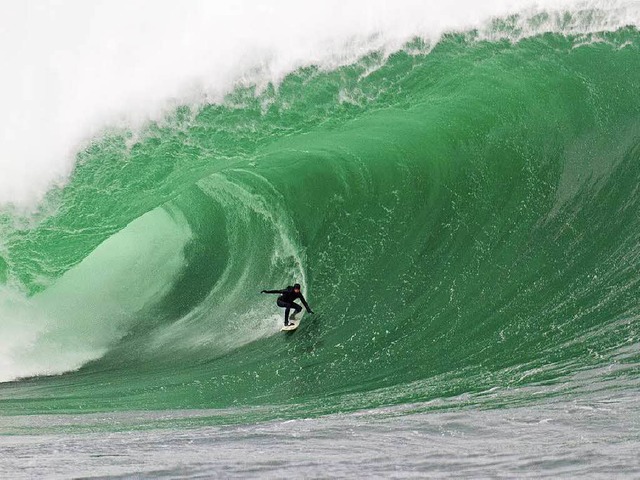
[{"left": 1, "top": 29, "right": 640, "bottom": 416}]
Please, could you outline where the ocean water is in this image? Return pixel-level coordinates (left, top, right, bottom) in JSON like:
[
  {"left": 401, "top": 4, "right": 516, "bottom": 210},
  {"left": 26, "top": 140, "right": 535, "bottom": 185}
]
[{"left": 1, "top": 1, "right": 640, "bottom": 477}]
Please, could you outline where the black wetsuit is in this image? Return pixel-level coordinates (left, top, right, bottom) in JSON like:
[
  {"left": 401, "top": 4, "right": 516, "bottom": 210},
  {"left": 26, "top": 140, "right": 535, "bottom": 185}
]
[{"left": 262, "top": 286, "right": 312, "bottom": 324}]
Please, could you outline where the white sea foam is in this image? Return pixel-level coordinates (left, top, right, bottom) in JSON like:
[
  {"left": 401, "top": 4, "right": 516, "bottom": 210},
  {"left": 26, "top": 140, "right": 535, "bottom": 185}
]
[
  {"left": 0, "top": 207, "right": 191, "bottom": 382},
  {"left": 0, "top": 0, "right": 638, "bottom": 208}
]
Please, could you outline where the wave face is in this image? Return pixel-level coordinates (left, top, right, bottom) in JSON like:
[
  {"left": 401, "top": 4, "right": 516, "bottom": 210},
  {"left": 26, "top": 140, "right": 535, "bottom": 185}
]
[{"left": 1, "top": 4, "right": 640, "bottom": 416}]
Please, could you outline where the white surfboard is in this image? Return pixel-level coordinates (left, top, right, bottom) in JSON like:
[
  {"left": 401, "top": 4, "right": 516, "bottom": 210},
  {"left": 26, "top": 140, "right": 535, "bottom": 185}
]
[{"left": 281, "top": 320, "right": 299, "bottom": 332}]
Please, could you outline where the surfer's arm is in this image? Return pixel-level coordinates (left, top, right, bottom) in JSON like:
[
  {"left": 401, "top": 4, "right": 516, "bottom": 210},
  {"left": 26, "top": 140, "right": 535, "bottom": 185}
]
[
  {"left": 300, "top": 295, "right": 314, "bottom": 313},
  {"left": 261, "top": 289, "right": 285, "bottom": 294}
]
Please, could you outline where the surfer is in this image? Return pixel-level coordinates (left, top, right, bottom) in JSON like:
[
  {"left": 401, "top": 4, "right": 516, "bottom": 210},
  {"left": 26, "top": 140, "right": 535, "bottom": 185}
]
[{"left": 261, "top": 283, "right": 314, "bottom": 326}]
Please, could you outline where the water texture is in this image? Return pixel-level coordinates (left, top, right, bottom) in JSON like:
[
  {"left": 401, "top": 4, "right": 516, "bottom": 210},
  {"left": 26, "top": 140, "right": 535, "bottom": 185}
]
[{"left": 0, "top": 1, "right": 639, "bottom": 477}]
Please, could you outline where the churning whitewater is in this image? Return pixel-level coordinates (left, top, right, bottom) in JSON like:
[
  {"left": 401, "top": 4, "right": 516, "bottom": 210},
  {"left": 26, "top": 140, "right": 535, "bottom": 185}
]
[{"left": 0, "top": 0, "right": 639, "bottom": 434}]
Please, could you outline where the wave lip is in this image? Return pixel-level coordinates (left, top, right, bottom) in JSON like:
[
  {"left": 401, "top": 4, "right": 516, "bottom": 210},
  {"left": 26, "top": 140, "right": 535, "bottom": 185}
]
[{"left": 2, "top": 0, "right": 639, "bottom": 207}]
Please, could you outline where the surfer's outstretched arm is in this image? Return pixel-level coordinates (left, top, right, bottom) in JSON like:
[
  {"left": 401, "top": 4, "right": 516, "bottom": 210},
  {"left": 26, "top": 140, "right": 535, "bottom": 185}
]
[{"left": 262, "top": 289, "right": 285, "bottom": 294}]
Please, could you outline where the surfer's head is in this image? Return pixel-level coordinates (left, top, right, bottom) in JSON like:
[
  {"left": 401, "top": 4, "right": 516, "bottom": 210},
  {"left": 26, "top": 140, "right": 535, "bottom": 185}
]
[{"left": 293, "top": 283, "right": 301, "bottom": 292}]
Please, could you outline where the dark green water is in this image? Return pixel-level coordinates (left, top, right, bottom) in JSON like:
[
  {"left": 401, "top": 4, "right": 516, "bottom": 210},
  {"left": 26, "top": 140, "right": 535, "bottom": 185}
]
[{"left": 1, "top": 29, "right": 639, "bottom": 421}]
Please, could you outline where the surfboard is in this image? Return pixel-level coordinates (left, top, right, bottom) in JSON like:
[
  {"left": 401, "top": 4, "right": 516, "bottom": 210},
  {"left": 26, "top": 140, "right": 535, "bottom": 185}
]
[{"left": 281, "top": 321, "right": 299, "bottom": 332}]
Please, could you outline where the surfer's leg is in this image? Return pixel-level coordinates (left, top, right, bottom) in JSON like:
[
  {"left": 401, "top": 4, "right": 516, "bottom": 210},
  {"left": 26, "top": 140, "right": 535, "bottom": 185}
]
[
  {"left": 289, "top": 303, "right": 302, "bottom": 320},
  {"left": 277, "top": 299, "right": 295, "bottom": 325}
]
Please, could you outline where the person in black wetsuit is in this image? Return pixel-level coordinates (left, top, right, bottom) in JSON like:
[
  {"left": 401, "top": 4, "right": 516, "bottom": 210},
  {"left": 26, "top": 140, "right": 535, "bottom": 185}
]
[{"left": 261, "top": 283, "right": 314, "bottom": 326}]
